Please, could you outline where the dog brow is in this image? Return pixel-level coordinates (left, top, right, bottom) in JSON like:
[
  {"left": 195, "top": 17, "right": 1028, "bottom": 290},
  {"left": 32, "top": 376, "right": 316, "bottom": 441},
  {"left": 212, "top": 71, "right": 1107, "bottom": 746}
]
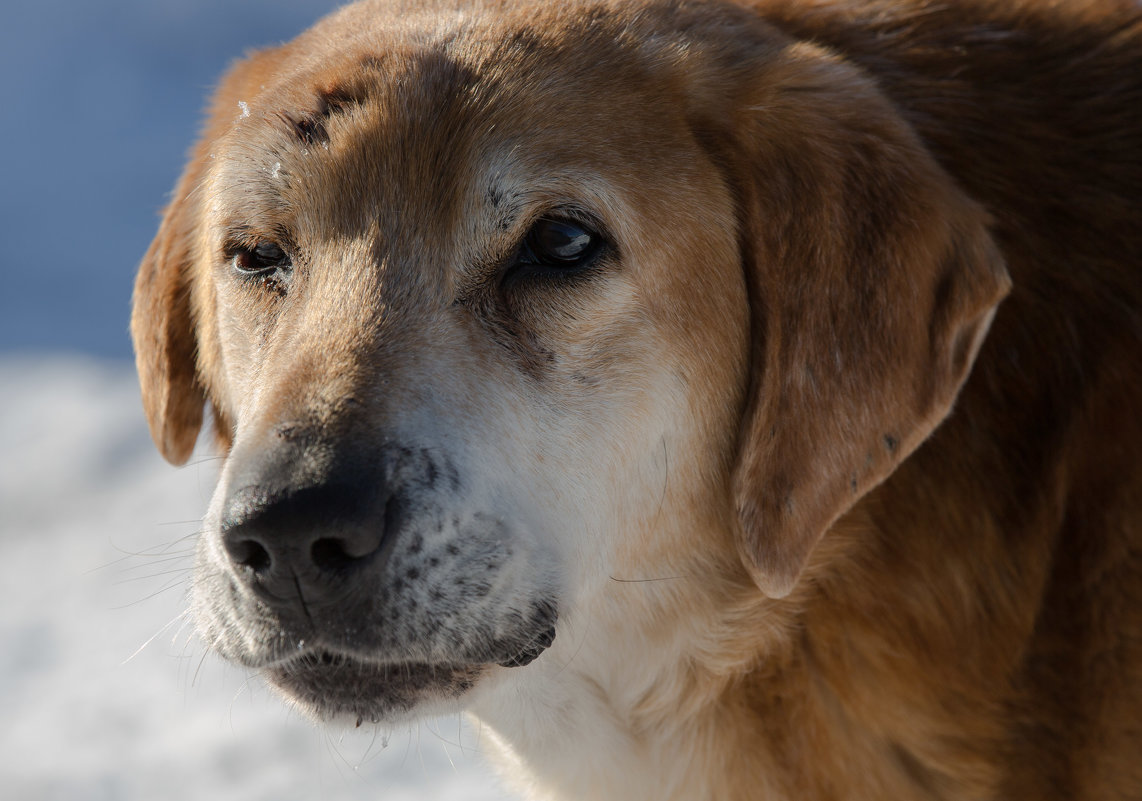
[{"left": 281, "top": 83, "right": 370, "bottom": 148}]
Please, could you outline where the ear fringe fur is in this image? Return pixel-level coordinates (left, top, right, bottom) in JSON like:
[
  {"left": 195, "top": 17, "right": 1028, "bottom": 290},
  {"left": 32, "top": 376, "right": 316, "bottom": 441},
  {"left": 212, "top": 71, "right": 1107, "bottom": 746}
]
[{"left": 721, "top": 42, "right": 1011, "bottom": 597}]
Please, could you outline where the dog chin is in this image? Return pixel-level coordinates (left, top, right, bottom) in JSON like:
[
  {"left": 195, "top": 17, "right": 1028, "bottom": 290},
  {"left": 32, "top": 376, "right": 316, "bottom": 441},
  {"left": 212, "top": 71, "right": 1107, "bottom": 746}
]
[
  {"left": 262, "top": 622, "right": 557, "bottom": 725},
  {"left": 266, "top": 651, "right": 485, "bottom": 725}
]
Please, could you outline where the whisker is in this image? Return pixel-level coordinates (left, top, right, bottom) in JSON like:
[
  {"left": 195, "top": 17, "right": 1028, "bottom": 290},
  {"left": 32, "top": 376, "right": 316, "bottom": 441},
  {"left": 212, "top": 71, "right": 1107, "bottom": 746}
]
[
  {"left": 119, "top": 550, "right": 196, "bottom": 565},
  {"left": 229, "top": 676, "right": 253, "bottom": 734},
  {"left": 438, "top": 724, "right": 458, "bottom": 774},
  {"left": 114, "top": 559, "right": 195, "bottom": 579},
  {"left": 553, "top": 614, "right": 592, "bottom": 678},
  {"left": 355, "top": 723, "right": 389, "bottom": 768},
  {"left": 90, "top": 537, "right": 199, "bottom": 574},
  {"left": 113, "top": 567, "right": 193, "bottom": 586},
  {"left": 191, "top": 648, "right": 211, "bottom": 688},
  {"left": 400, "top": 720, "right": 414, "bottom": 769},
  {"left": 423, "top": 717, "right": 466, "bottom": 750},
  {"left": 111, "top": 575, "right": 190, "bottom": 609},
  {"left": 122, "top": 610, "right": 189, "bottom": 665}
]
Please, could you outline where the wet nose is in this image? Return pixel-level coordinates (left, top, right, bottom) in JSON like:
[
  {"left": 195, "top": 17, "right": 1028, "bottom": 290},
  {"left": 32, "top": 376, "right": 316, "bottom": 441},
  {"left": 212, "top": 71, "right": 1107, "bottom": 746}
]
[{"left": 220, "top": 445, "right": 390, "bottom": 609}]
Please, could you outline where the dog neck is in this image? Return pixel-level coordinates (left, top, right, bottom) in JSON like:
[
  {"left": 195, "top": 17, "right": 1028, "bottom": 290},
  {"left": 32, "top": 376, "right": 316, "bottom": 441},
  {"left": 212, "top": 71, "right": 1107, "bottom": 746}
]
[
  {"left": 470, "top": 547, "right": 783, "bottom": 800},
  {"left": 468, "top": 502, "right": 1012, "bottom": 801},
  {"left": 465, "top": 523, "right": 863, "bottom": 801}
]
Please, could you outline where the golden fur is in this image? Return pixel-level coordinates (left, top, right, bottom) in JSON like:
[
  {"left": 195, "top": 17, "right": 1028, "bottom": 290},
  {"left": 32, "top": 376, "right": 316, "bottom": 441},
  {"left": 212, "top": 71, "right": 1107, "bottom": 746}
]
[{"left": 133, "top": 1, "right": 1142, "bottom": 798}]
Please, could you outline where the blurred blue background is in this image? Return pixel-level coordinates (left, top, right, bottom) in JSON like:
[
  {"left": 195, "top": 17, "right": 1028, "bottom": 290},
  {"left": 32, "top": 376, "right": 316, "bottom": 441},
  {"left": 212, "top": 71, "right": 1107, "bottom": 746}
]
[{"left": 0, "top": 0, "right": 340, "bottom": 358}]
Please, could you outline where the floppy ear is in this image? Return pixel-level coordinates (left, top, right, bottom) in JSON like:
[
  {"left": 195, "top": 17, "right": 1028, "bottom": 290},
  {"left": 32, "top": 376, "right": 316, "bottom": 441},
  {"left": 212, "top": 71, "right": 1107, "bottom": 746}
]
[
  {"left": 718, "top": 43, "right": 1011, "bottom": 597},
  {"left": 131, "top": 47, "right": 288, "bottom": 464},
  {"left": 131, "top": 148, "right": 207, "bottom": 465}
]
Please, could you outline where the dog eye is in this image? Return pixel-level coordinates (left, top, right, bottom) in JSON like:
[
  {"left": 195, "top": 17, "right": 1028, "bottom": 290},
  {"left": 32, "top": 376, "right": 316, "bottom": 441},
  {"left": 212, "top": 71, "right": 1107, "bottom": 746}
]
[
  {"left": 521, "top": 219, "right": 600, "bottom": 269},
  {"left": 233, "top": 242, "right": 292, "bottom": 275}
]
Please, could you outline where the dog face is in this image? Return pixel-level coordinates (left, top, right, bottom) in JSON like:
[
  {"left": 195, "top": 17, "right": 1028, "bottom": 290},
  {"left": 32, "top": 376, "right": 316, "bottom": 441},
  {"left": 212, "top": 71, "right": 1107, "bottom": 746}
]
[{"left": 132, "top": 0, "right": 1008, "bottom": 727}]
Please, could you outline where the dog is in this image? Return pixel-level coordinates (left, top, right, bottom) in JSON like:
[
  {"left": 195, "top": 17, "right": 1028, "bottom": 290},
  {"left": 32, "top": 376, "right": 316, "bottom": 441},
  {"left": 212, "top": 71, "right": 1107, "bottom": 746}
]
[{"left": 131, "top": 0, "right": 1142, "bottom": 798}]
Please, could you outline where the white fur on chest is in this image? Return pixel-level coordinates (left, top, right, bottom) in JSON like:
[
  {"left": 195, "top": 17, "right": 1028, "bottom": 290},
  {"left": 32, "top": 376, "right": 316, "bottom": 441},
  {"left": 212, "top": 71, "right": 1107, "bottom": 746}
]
[{"left": 467, "top": 587, "right": 781, "bottom": 801}]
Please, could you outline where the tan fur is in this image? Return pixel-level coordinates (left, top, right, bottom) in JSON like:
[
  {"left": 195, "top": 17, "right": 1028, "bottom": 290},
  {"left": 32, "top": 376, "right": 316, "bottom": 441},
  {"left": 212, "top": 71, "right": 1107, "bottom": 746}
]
[{"left": 133, "top": 1, "right": 1142, "bottom": 799}]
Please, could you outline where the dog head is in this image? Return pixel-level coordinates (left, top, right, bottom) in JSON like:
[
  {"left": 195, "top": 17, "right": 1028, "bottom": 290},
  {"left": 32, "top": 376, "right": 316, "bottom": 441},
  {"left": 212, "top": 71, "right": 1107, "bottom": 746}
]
[{"left": 132, "top": 0, "right": 1008, "bottom": 725}]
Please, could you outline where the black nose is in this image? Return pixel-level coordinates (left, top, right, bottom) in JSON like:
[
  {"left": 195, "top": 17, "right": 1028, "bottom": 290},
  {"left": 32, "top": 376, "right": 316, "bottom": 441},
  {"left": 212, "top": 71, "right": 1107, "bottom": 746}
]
[{"left": 220, "top": 445, "right": 390, "bottom": 609}]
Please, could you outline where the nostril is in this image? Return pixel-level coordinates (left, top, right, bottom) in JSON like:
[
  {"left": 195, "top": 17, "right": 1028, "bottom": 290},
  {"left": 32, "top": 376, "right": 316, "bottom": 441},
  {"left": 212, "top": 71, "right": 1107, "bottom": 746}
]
[
  {"left": 311, "top": 537, "right": 355, "bottom": 571},
  {"left": 311, "top": 533, "right": 382, "bottom": 571},
  {"left": 227, "top": 538, "right": 272, "bottom": 573}
]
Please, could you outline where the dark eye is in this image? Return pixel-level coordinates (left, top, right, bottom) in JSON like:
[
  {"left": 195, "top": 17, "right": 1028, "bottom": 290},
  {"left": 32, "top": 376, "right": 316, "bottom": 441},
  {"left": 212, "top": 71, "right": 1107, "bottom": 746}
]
[
  {"left": 233, "top": 242, "right": 291, "bottom": 275},
  {"left": 520, "top": 218, "right": 600, "bottom": 269}
]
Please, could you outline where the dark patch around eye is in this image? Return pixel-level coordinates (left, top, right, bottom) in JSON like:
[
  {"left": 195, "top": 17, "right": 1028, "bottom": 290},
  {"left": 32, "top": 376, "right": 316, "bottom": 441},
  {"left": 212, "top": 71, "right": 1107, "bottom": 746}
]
[{"left": 453, "top": 208, "right": 614, "bottom": 380}]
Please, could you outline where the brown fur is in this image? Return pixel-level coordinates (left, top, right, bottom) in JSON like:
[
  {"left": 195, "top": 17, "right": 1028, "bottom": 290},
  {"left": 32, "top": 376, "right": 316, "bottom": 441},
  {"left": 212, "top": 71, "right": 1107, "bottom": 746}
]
[{"left": 133, "top": 1, "right": 1142, "bottom": 799}]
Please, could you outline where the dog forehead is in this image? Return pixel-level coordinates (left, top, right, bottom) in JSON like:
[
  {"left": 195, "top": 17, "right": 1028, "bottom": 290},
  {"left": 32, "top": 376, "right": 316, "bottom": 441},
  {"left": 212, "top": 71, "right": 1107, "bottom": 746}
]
[{"left": 213, "top": 3, "right": 706, "bottom": 239}]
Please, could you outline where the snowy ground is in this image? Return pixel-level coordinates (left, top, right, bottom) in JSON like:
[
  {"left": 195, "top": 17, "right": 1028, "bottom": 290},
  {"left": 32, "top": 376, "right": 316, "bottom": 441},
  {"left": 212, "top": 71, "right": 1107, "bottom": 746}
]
[{"left": 0, "top": 355, "right": 523, "bottom": 801}]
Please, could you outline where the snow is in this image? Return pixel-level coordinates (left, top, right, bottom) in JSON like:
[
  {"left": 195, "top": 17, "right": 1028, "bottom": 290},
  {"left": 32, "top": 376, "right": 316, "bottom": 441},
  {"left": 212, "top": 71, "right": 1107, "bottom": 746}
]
[{"left": 0, "top": 355, "right": 523, "bottom": 801}]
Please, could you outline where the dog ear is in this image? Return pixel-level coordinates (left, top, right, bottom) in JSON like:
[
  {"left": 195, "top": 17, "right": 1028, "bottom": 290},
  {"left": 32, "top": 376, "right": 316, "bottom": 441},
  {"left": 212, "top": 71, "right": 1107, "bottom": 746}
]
[
  {"left": 131, "top": 142, "right": 208, "bottom": 465},
  {"left": 131, "top": 47, "right": 288, "bottom": 464},
  {"left": 709, "top": 43, "right": 1011, "bottom": 597}
]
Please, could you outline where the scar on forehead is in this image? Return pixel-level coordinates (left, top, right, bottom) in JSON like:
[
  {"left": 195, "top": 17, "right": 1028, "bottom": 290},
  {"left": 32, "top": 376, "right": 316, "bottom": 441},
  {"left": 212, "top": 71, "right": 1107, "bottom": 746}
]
[
  {"left": 280, "top": 56, "right": 388, "bottom": 147},
  {"left": 280, "top": 89, "right": 357, "bottom": 147}
]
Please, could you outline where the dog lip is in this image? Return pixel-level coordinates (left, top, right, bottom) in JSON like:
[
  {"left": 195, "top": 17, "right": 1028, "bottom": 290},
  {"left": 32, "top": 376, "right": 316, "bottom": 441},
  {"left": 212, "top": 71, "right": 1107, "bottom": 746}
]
[
  {"left": 280, "top": 648, "right": 471, "bottom": 674},
  {"left": 498, "top": 622, "right": 557, "bottom": 667},
  {"left": 265, "top": 648, "right": 484, "bottom": 722},
  {"left": 258, "top": 618, "right": 557, "bottom": 720}
]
